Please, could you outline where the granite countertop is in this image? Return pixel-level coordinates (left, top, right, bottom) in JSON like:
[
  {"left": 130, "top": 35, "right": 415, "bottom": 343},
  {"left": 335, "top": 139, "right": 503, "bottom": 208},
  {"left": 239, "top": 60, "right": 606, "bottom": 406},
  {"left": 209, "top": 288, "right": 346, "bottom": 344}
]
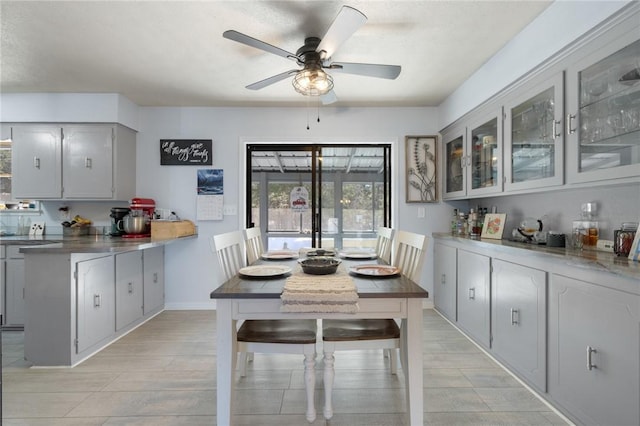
[
  {"left": 432, "top": 232, "right": 640, "bottom": 283},
  {"left": 1, "top": 234, "right": 196, "bottom": 254}
]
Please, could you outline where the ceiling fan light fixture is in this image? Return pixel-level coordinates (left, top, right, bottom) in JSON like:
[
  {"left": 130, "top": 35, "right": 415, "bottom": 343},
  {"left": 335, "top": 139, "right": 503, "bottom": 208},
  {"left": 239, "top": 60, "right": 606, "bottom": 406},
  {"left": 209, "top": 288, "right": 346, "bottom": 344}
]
[{"left": 292, "top": 68, "right": 334, "bottom": 96}]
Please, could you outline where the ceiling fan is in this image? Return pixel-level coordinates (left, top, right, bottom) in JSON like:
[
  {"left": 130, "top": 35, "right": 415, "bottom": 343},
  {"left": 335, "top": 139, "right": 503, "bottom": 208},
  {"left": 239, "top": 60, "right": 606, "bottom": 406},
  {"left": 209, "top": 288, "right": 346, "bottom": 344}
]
[{"left": 223, "top": 5, "right": 401, "bottom": 104}]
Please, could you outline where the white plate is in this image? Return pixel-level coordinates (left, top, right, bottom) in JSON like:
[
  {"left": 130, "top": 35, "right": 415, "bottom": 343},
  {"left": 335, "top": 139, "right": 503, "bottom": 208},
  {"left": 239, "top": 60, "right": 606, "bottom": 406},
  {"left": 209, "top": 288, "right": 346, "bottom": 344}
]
[
  {"left": 339, "top": 251, "right": 378, "bottom": 260},
  {"left": 239, "top": 265, "right": 292, "bottom": 278},
  {"left": 349, "top": 264, "right": 400, "bottom": 277},
  {"left": 261, "top": 250, "right": 298, "bottom": 260}
]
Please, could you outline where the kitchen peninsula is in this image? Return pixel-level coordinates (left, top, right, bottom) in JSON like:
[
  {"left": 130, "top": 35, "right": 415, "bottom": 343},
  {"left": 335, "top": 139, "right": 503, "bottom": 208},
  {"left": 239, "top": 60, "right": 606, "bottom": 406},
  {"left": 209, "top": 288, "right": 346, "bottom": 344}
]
[{"left": 17, "top": 234, "right": 196, "bottom": 367}]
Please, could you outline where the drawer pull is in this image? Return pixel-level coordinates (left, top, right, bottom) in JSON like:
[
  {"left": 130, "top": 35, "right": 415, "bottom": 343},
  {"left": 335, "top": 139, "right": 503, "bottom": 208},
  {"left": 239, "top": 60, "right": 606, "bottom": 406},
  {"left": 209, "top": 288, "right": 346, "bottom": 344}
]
[
  {"left": 153, "top": 272, "right": 158, "bottom": 283},
  {"left": 468, "top": 288, "right": 475, "bottom": 300},
  {"left": 94, "top": 294, "right": 101, "bottom": 308},
  {"left": 510, "top": 308, "right": 519, "bottom": 325},
  {"left": 440, "top": 273, "right": 446, "bottom": 285},
  {"left": 587, "top": 346, "right": 597, "bottom": 370},
  {"left": 128, "top": 282, "right": 133, "bottom": 294},
  {"left": 34, "top": 157, "right": 41, "bottom": 169},
  {"left": 85, "top": 157, "right": 92, "bottom": 168}
]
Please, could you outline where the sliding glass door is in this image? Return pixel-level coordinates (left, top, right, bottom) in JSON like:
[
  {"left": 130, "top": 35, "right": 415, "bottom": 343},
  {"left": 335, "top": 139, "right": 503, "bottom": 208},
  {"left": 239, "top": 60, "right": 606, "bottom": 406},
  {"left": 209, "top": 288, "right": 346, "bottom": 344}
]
[{"left": 246, "top": 144, "right": 391, "bottom": 251}]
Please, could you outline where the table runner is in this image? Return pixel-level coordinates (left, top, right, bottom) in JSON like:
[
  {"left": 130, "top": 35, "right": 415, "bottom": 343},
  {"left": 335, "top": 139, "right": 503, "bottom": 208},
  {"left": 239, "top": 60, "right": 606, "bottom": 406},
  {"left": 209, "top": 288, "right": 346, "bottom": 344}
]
[{"left": 280, "top": 268, "right": 359, "bottom": 313}]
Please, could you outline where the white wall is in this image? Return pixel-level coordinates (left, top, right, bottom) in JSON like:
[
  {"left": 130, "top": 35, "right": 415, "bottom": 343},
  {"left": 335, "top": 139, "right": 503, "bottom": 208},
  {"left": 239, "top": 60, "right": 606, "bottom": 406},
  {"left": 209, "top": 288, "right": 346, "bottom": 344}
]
[{"left": 137, "top": 106, "right": 449, "bottom": 309}]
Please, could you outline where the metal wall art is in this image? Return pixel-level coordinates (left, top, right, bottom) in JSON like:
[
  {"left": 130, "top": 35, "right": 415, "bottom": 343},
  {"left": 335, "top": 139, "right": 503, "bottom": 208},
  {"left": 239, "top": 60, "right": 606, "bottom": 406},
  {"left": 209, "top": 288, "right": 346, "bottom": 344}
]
[{"left": 405, "top": 135, "right": 438, "bottom": 203}]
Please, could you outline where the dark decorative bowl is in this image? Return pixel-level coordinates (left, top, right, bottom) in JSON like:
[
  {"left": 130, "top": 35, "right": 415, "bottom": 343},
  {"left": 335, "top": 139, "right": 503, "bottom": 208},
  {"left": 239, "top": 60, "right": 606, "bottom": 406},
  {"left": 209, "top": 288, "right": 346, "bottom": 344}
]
[{"left": 299, "top": 257, "right": 341, "bottom": 275}]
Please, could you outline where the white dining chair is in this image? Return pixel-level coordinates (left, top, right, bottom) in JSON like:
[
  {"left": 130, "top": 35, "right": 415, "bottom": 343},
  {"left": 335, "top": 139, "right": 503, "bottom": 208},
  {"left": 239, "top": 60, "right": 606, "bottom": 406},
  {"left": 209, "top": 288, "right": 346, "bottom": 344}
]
[
  {"left": 375, "top": 226, "right": 394, "bottom": 264},
  {"left": 321, "top": 230, "right": 428, "bottom": 420},
  {"left": 243, "top": 226, "right": 265, "bottom": 265},
  {"left": 211, "top": 230, "right": 318, "bottom": 422}
]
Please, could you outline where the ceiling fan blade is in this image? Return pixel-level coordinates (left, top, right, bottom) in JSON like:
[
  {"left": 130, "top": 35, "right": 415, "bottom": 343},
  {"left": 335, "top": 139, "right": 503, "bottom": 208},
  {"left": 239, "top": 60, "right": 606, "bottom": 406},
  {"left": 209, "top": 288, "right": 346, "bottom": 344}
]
[
  {"left": 329, "top": 62, "right": 401, "bottom": 79},
  {"left": 320, "top": 90, "right": 338, "bottom": 105},
  {"left": 246, "top": 70, "right": 299, "bottom": 90},
  {"left": 316, "top": 6, "right": 367, "bottom": 60},
  {"left": 223, "top": 30, "right": 299, "bottom": 62}
]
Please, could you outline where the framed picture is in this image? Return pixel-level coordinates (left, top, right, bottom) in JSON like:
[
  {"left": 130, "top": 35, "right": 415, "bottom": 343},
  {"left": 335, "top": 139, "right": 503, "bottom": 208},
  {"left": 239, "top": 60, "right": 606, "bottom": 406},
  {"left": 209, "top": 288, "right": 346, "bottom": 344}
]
[
  {"left": 481, "top": 213, "right": 507, "bottom": 240},
  {"left": 406, "top": 135, "right": 437, "bottom": 203},
  {"left": 628, "top": 222, "right": 640, "bottom": 261}
]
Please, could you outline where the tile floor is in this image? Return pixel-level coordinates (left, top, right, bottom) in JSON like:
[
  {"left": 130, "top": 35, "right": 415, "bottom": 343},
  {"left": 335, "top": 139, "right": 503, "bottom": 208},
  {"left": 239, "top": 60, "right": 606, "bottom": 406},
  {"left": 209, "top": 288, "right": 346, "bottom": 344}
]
[{"left": 1, "top": 309, "right": 569, "bottom": 425}]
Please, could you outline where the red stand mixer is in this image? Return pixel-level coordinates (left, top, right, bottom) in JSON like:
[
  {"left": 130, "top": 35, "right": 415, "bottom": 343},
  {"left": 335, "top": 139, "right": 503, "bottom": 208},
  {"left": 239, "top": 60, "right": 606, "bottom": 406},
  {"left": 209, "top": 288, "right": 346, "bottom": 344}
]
[{"left": 122, "top": 198, "right": 156, "bottom": 238}]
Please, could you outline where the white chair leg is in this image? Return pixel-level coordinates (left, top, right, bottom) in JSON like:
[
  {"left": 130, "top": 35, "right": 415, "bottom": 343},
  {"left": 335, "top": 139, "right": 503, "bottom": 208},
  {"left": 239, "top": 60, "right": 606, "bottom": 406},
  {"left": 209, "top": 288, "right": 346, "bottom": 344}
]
[
  {"left": 389, "top": 348, "right": 398, "bottom": 375},
  {"left": 323, "top": 350, "right": 335, "bottom": 420},
  {"left": 238, "top": 352, "right": 248, "bottom": 377},
  {"left": 304, "top": 351, "right": 316, "bottom": 423}
]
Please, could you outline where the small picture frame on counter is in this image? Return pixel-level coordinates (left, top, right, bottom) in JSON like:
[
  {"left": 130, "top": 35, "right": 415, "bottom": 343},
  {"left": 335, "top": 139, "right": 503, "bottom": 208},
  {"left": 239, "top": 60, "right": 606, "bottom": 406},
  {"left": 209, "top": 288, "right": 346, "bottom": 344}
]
[{"left": 481, "top": 213, "right": 507, "bottom": 240}]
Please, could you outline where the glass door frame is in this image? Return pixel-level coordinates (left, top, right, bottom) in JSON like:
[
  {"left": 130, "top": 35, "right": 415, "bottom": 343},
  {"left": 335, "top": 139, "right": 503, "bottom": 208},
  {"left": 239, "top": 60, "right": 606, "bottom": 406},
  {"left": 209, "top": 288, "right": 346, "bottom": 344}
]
[{"left": 245, "top": 142, "right": 392, "bottom": 251}]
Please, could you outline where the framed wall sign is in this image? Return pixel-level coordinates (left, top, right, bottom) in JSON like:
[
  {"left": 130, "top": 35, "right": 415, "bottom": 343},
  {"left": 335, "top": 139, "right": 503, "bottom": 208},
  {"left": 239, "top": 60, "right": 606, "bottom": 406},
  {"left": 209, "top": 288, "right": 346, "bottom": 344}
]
[
  {"left": 160, "top": 139, "right": 212, "bottom": 165},
  {"left": 406, "top": 135, "right": 438, "bottom": 203}
]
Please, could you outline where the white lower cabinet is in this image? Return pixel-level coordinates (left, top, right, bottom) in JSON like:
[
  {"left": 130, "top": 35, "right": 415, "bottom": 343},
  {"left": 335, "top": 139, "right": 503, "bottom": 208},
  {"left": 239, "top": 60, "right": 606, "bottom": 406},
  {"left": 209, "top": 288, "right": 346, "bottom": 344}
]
[
  {"left": 456, "top": 249, "right": 491, "bottom": 348},
  {"left": 115, "top": 251, "right": 143, "bottom": 331},
  {"left": 24, "top": 247, "right": 166, "bottom": 366},
  {"left": 433, "top": 242, "right": 457, "bottom": 322},
  {"left": 491, "top": 259, "right": 546, "bottom": 391},
  {"left": 548, "top": 274, "right": 640, "bottom": 426},
  {"left": 5, "top": 246, "right": 25, "bottom": 327},
  {"left": 143, "top": 246, "right": 164, "bottom": 315},
  {"left": 76, "top": 255, "right": 115, "bottom": 353}
]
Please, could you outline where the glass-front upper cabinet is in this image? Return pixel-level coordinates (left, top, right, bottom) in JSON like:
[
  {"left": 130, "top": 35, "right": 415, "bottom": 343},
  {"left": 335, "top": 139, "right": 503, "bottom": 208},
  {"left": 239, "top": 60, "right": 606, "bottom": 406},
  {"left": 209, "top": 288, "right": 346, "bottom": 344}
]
[
  {"left": 504, "top": 72, "right": 564, "bottom": 191},
  {"left": 566, "top": 32, "right": 640, "bottom": 183},
  {"left": 442, "top": 125, "right": 466, "bottom": 199},
  {"left": 466, "top": 109, "right": 503, "bottom": 197},
  {"left": 442, "top": 108, "right": 502, "bottom": 200}
]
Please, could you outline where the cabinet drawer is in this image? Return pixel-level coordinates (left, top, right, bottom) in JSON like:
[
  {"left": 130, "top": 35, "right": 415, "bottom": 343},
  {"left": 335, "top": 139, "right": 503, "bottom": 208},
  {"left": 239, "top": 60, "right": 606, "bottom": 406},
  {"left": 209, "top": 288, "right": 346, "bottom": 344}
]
[{"left": 6, "top": 246, "right": 24, "bottom": 259}]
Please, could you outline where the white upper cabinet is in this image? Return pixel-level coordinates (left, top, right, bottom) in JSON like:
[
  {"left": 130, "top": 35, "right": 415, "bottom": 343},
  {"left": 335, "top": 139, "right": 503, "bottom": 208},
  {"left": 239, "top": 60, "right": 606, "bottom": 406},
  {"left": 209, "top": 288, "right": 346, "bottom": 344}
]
[
  {"left": 441, "top": 4, "right": 639, "bottom": 199},
  {"left": 11, "top": 123, "right": 136, "bottom": 200},
  {"left": 11, "top": 125, "right": 63, "bottom": 198},
  {"left": 442, "top": 108, "right": 503, "bottom": 200},
  {"left": 566, "top": 27, "right": 640, "bottom": 184},
  {"left": 63, "top": 125, "right": 114, "bottom": 199},
  {"left": 504, "top": 72, "right": 565, "bottom": 192}
]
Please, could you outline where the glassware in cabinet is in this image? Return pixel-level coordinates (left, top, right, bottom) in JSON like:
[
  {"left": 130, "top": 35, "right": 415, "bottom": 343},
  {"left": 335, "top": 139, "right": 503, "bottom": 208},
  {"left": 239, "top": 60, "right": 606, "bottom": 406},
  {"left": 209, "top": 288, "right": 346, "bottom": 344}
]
[
  {"left": 504, "top": 72, "right": 564, "bottom": 191},
  {"left": 567, "top": 34, "right": 640, "bottom": 183}
]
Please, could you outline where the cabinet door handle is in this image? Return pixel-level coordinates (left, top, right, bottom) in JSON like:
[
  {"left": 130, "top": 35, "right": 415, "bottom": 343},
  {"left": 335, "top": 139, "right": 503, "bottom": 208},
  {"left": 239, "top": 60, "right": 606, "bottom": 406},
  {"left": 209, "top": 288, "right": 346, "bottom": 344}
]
[
  {"left": 468, "top": 288, "right": 475, "bottom": 300},
  {"left": 34, "top": 157, "right": 41, "bottom": 169},
  {"left": 128, "top": 282, "right": 133, "bottom": 294},
  {"left": 440, "top": 273, "right": 446, "bottom": 285},
  {"left": 567, "top": 113, "right": 576, "bottom": 134},
  {"left": 510, "top": 308, "right": 519, "bottom": 325},
  {"left": 94, "top": 294, "right": 101, "bottom": 308},
  {"left": 153, "top": 272, "right": 158, "bottom": 283},
  {"left": 85, "top": 157, "right": 92, "bottom": 168},
  {"left": 552, "top": 119, "right": 562, "bottom": 138},
  {"left": 586, "top": 346, "right": 597, "bottom": 370}
]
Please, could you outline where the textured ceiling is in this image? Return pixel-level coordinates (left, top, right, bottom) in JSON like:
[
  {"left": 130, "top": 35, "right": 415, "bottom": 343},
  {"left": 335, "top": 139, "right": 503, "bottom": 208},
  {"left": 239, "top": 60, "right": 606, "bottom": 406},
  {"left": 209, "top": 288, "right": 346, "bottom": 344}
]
[{"left": 0, "top": 1, "right": 552, "bottom": 107}]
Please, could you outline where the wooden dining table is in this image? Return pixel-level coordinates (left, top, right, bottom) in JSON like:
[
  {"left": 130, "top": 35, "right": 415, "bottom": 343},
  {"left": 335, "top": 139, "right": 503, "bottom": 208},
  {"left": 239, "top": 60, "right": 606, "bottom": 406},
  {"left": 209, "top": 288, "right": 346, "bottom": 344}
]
[{"left": 210, "top": 256, "right": 429, "bottom": 425}]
